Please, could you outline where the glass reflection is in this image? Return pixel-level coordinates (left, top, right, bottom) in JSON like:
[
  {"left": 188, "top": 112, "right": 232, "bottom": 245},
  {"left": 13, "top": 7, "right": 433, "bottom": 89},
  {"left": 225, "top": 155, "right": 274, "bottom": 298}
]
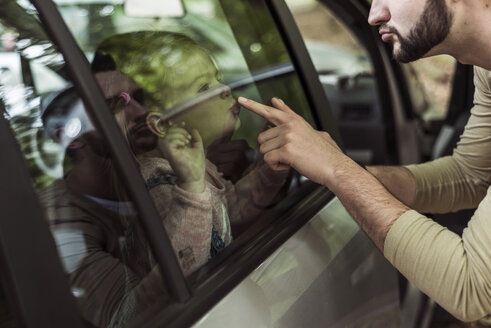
[
  {"left": 1, "top": 6, "right": 168, "bottom": 326},
  {"left": 2, "top": 0, "right": 300, "bottom": 325},
  {"left": 38, "top": 81, "right": 167, "bottom": 327},
  {"left": 94, "top": 31, "right": 290, "bottom": 274}
]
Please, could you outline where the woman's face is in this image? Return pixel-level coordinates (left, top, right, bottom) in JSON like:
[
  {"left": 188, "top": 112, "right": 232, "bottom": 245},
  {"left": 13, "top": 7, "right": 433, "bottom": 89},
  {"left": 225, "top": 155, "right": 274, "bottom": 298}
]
[{"left": 162, "top": 49, "right": 240, "bottom": 148}]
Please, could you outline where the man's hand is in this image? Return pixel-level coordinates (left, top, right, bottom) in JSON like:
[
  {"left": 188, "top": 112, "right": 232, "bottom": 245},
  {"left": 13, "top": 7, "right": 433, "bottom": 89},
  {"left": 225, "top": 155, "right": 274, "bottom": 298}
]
[
  {"left": 238, "top": 96, "right": 409, "bottom": 251},
  {"left": 238, "top": 96, "right": 344, "bottom": 186}
]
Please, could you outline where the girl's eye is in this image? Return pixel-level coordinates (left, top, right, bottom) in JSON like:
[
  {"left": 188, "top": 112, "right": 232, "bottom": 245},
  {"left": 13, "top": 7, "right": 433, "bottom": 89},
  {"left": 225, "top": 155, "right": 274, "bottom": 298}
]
[{"left": 198, "top": 83, "right": 210, "bottom": 93}]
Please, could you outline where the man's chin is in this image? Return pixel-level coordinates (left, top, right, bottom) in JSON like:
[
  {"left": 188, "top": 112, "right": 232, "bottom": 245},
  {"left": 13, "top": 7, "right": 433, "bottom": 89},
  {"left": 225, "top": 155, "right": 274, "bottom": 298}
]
[{"left": 393, "top": 46, "right": 420, "bottom": 63}]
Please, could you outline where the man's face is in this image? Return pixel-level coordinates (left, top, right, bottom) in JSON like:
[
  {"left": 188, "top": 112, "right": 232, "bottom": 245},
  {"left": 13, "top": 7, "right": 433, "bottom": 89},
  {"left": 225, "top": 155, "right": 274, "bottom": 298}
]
[
  {"left": 95, "top": 71, "right": 158, "bottom": 154},
  {"left": 369, "top": 0, "right": 453, "bottom": 63}
]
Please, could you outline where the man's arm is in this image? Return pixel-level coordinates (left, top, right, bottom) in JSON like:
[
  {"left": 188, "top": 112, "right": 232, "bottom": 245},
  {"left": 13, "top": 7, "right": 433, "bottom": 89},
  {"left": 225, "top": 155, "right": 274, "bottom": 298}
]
[
  {"left": 365, "top": 165, "right": 416, "bottom": 207},
  {"left": 238, "top": 96, "right": 409, "bottom": 251},
  {"left": 329, "top": 158, "right": 409, "bottom": 251}
]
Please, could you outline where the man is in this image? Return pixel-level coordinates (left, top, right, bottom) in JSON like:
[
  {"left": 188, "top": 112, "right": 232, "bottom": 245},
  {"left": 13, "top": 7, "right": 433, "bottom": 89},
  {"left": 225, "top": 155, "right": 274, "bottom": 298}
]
[
  {"left": 39, "top": 73, "right": 169, "bottom": 327},
  {"left": 238, "top": 0, "right": 491, "bottom": 323}
]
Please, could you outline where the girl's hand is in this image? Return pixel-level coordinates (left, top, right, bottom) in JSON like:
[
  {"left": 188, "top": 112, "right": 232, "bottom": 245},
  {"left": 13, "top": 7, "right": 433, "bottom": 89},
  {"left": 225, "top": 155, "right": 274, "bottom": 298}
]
[{"left": 159, "top": 126, "right": 206, "bottom": 193}]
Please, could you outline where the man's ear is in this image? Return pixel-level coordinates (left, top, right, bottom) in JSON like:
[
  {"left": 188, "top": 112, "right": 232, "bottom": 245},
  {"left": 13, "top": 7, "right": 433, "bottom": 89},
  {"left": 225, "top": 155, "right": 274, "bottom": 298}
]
[{"left": 66, "top": 136, "right": 87, "bottom": 150}]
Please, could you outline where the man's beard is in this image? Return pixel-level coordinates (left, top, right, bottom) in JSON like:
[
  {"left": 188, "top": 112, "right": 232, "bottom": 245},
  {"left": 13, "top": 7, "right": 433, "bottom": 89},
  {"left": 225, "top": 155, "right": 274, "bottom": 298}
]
[
  {"left": 84, "top": 132, "right": 111, "bottom": 158},
  {"left": 127, "top": 123, "right": 159, "bottom": 155},
  {"left": 83, "top": 128, "right": 158, "bottom": 158},
  {"left": 390, "top": 0, "right": 453, "bottom": 63}
]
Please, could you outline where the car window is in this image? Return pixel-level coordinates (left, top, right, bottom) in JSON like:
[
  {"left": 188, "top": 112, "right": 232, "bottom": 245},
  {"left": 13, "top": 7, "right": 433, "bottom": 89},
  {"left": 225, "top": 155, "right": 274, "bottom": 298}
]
[
  {"left": 54, "top": 0, "right": 321, "bottom": 270},
  {"left": 1, "top": 0, "right": 326, "bottom": 326},
  {"left": 287, "top": 0, "right": 388, "bottom": 165},
  {"left": 0, "top": 2, "right": 172, "bottom": 327}
]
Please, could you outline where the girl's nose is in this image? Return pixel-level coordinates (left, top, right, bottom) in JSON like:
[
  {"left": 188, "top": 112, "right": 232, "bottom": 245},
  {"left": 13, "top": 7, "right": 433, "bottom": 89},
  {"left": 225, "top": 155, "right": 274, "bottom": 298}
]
[{"left": 219, "top": 85, "right": 232, "bottom": 99}]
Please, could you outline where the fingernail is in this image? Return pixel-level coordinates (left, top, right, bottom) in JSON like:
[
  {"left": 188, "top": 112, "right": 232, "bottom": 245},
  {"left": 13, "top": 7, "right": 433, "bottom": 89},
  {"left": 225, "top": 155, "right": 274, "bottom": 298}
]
[
  {"left": 238, "top": 96, "right": 248, "bottom": 103},
  {"left": 275, "top": 97, "right": 284, "bottom": 105}
]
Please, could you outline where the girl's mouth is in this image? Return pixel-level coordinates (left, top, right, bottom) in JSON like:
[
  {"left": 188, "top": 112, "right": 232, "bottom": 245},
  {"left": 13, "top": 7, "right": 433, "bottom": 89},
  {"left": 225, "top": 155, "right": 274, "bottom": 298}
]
[{"left": 230, "top": 101, "right": 241, "bottom": 116}]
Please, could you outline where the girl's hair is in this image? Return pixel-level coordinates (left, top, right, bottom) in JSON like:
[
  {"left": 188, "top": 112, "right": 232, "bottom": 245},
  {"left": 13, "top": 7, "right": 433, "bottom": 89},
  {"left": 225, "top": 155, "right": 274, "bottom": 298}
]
[{"left": 96, "top": 31, "right": 213, "bottom": 112}]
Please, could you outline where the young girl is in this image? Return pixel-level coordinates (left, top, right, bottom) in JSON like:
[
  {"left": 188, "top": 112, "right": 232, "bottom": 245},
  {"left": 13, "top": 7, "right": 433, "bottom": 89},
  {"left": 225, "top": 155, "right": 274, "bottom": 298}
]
[{"left": 96, "top": 31, "right": 289, "bottom": 276}]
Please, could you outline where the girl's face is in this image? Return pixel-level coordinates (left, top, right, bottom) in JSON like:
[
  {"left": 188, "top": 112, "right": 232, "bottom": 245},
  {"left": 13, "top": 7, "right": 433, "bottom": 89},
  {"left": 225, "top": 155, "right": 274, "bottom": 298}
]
[{"left": 162, "top": 49, "right": 240, "bottom": 148}]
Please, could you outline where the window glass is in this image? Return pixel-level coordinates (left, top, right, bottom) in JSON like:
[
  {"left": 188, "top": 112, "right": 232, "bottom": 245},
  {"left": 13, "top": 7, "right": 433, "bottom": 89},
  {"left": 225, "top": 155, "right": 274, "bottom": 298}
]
[
  {"left": 0, "top": 2, "right": 170, "bottom": 327},
  {"left": 2, "top": 0, "right": 322, "bottom": 326},
  {"left": 287, "top": 0, "right": 387, "bottom": 165},
  {"left": 55, "top": 0, "right": 318, "bottom": 271}
]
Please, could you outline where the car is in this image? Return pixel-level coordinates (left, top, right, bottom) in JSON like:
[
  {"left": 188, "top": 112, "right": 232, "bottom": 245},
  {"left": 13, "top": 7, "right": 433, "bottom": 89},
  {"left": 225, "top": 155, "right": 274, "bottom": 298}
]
[{"left": 0, "top": 0, "right": 474, "bottom": 327}]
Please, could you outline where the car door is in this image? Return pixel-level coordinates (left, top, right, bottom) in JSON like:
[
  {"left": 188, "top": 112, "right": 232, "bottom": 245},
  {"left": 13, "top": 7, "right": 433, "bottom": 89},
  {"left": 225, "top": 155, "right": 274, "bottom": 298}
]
[
  {"left": 0, "top": 0, "right": 339, "bottom": 326},
  {"left": 0, "top": 0, "right": 439, "bottom": 327}
]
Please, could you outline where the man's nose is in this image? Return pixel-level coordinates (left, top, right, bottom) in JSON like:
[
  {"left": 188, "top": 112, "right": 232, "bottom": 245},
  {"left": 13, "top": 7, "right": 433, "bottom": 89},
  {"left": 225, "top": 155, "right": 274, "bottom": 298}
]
[
  {"left": 126, "top": 99, "right": 149, "bottom": 120},
  {"left": 368, "top": 0, "right": 390, "bottom": 26}
]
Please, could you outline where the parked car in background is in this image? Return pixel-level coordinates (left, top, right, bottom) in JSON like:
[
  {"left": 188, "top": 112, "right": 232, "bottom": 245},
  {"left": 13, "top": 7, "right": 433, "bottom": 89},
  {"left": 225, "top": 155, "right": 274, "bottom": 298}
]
[{"left": 0, "top": 0, "right": 474, "bottom": 327}]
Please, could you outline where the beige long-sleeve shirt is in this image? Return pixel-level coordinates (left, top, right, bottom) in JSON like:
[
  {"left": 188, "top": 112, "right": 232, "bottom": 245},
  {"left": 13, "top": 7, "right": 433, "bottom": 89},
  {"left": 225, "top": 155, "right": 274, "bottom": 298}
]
[{"left": 384, "top": 67, "right": 491, "bottom": 322}]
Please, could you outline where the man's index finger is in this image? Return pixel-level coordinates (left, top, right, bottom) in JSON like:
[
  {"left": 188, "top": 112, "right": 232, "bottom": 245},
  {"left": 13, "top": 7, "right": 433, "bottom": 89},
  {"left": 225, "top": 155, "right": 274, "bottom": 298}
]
[{"left": 238, "top": 97, "right": 284, "bottom": 126}]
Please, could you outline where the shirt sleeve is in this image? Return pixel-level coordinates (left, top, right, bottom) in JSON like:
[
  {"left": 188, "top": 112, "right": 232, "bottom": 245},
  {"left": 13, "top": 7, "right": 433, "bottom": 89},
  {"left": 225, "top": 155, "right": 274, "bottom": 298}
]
[
  {"left": 406, "top": 67, "right": 491, "bottom": 213},
  {"left": 384, "top": 188, "right": 491, "bottom": 321}
]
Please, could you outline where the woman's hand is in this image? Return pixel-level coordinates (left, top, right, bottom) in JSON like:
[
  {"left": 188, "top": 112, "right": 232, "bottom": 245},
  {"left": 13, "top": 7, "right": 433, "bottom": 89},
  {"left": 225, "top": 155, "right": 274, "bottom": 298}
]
[{"left": 158, "top": 126, "right": 206, "bottom": 193}]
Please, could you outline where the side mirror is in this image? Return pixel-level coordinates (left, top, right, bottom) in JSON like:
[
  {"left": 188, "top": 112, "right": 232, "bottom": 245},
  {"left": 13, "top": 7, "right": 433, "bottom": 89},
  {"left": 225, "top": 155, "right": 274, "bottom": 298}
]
[{"left": 124, "top": 0, "right": 185, "bottom": 18}]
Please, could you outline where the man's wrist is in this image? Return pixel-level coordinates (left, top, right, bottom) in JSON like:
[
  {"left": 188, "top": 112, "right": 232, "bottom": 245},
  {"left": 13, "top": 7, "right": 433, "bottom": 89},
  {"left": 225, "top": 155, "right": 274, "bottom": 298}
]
[{"left": 323, "top": 155, "right": 362, "bottom": 188}]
